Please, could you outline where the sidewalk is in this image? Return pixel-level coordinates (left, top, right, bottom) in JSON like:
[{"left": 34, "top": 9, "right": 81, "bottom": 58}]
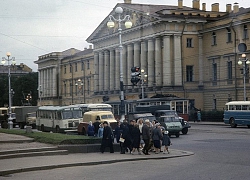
[{"left": 0, "top": 132, "right": 194, "bottom": 176}]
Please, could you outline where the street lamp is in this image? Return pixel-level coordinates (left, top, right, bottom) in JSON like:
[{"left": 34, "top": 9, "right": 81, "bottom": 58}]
[
  {"left": 75, "top": 78, "right": 83, "bottom": 103},
  {"left": 1, "top": 52, "right": 16, "bottom": 129},
  {"left": 140, "top": 69, "right": 148, "bottom": 99},
  {"left": 107, "top": 7, "right": 132, "bottom": 122},
  {"left": 238, "top": 53, "right": 250, "bottom": 101},
  {"left": 37, "top": 85, "right": 42, "bottom": 105}
]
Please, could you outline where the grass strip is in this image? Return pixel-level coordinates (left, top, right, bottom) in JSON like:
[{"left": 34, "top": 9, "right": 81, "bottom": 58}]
[{"left": 0, "top": 129, "right": 101, "bottom": 145}]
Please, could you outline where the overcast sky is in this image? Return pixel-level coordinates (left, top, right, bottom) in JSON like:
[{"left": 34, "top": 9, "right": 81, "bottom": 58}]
[{"left": 0, "top": 0, "right": 250, "bottom": 72}]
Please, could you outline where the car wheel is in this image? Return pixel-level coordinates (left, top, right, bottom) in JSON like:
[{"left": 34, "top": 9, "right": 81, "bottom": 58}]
[
  {"left": 175, "top": 133, "right": 180, "bottom": 138},
  {"left": 182, "top": 127, "right": 188, "bottom": 135},
  {"left": 230, "top": 118, "right": 237, "bottom": 128}
]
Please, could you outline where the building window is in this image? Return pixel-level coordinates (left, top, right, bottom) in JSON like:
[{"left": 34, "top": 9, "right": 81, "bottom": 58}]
[
  {"left": 213, "top": 98, "right": 217, "bottom": 110},
  {"left": 213, "top": 62, "right": 217, "bottom": 85},
  {"left": 81, "top": 61, "right": 84, "bottom": 71},
  {"left": 186, "top": 38, "right": 193, "bottom": 48},
  {"left": 227, "top": 28, "right": 232, "bottom": 42},
  {"left": 75, "top": 63, "right": 77, "bottom": 72},
  {"left": 228, "top": 60, "right": 232, "bottom": 80},
  {"left": 69, "top": 64, "right": 72, "bottom": 73},
  {"left": 87, "top": 79, "right": 90, "bottom": 95},
  {"left": 64, "top": 65, "right": 66, "bottom": 74},
  {"left": 243, "top": 25, "right": 248, "bottom": 39},
  {"left": 87, "top": 60, "right": 90, "bottom": 69},
  {"left": 186, "top": 65, "right": 193, "bottom": 82},
  {"left": 212, "top": 32, "right": 216, "bottom": 45},
  {"left": 64, "top": 82, "right": 66, "bottom": 96},
  {"left": 70, "top": 82, "right": 72, "bottom": 96}
]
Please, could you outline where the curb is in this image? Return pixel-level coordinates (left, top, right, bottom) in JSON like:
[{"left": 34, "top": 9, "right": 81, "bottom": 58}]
[{"left": 0, "top": 150, "right": 194, "bottom": 176}]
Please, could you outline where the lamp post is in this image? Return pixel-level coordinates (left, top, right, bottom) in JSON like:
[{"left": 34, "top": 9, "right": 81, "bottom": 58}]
[
  {"left": 1, "top": 52, "right": 16, "bottom": 129},
  {"left": 140, "top": 69, "right": 147, "bottom": 99},
  {"left": 75, "top": 78, "right": 83, "bottom": 103},
  {"left": 107, "top": 7, "right": 132, "bottom": 122},
  {"left": 238, "top": 53, "right": 250, "bottom": 101},
  {"left": 37, "top": 85, "right": 42, "bottom": 105}
]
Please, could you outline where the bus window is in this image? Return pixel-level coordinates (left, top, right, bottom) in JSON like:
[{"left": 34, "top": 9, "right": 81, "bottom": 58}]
[{"left": 236, "top": 105, "right": 241, "bottom": 110}]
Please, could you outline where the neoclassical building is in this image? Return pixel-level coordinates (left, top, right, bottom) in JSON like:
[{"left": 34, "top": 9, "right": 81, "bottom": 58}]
[{"left": 36, "top": 0, "right": 250, "bottom": 113}]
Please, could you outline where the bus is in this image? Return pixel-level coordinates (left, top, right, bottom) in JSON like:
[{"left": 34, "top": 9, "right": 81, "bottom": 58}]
[
  {"left": 224, "top": 101, "right": 250, "bottom": 128},
  {"left": 75, "top": 104, "right": 112, "bottom": 114},
  {"left": 36, "top": 105, "right": 82, "bottom": 133}
]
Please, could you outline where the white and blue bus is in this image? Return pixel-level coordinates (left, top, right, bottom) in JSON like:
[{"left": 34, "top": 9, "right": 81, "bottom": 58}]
[
  {"left": 36, "top": 105, "right": 82, "bottom": 133},
  {"left": 224, "top": 101, "right": 250, "bottom": 128}
]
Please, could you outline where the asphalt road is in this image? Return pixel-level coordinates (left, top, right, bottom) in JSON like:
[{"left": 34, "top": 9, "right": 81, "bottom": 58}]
[{"left": 1, "top": 124, "right": 250, "bottom": 180}]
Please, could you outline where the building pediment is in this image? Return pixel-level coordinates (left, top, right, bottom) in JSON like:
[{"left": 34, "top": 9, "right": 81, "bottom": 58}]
[{"left": 86, "top": 3, "right": 172, "bottom": 43}]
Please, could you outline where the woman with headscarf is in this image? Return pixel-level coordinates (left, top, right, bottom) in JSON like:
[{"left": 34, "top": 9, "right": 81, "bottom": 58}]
[{"left": 87, "top": 121, "right": 95, "bottom": 136}]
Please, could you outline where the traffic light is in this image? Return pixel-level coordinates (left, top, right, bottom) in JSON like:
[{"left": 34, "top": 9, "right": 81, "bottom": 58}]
[{"left": 131, "top": 66, "right": 141, "bottom": 85}]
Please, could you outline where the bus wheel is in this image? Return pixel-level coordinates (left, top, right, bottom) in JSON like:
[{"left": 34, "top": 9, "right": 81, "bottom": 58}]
[
  {"left": 41, "top": 125, "right": 45, "bottom": 132},
  {"left": 230, "top": 118, "right": 237, "bottom": 128},
  {"left": 55, "top": 126, "right": 60, "bottom": 133},
  {"left": 247, "top": 125, "right": 250, "bottom": 128},
  {"left": 81, "top": 128, "right": 86, "bottom": 135}
]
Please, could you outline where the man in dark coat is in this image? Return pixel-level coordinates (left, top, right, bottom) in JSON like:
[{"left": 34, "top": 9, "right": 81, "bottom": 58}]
[
  {"left": 100, "top": 121, "right": 114, "bottom": 153},
  {"left": 142, "top": 119, "right": 151, "bottom": 155},
  {"left": 120, "top": 122, "right": 132, "bottom": 154}
]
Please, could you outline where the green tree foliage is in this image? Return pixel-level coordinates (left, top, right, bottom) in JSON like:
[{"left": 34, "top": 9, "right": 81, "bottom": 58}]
[{"left": 0, "top": 72, "right": 38, "bottom": 107}]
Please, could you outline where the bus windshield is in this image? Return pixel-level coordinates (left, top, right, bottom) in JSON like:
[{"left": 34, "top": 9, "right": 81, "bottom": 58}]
[{"left": 160, "top": 116, "right": 179, "bottom": 122}]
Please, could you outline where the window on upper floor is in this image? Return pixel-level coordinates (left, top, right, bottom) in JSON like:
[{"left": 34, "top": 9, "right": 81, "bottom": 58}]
[
  {"left": 212, "top": 32, "right": 217, "bottom": 45},
  {"left": 81, "top": 61, "right": 84, "bottom": 71},
  {"left": 226, "top": 28, "right": 232, "bottom": 42},
  {"left": 186, "top": 65, "right": 193, "bottom": 82},
  {"left": 186, "top": 38, "right": 193, "bottom": 48},
  {"left": 87, "top": 60, "right": 90, "bottom": 69},
  {"left": 64, "top": 65, "right": 66, "bottom": 74},
  {"left": 75, "top": 63, "right": 77, "bottom": 72},
  {"left": 243, "top": 25, "right": 248, "bottom": 39},
  {"left": 69, "top": 64, "right": 72, "bottom": 73}
]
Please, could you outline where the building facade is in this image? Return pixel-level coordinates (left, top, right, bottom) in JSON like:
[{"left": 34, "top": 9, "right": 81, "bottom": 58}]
[{"left": 36, "top": 0, "right": 250, "bottom": 113}]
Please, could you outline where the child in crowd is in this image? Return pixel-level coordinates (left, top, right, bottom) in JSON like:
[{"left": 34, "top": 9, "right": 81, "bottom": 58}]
[{"left": 162, "top": 130, "right": 172, "bottom": 154}]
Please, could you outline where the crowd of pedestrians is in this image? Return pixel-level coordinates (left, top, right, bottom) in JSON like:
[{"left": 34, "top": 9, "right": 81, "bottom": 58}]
[{"left": 99, "top": 118, "right": 172, "bottom": 155}]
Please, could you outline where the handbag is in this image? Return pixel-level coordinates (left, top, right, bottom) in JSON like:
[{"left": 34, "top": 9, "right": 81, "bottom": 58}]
[{"left": 119, "top": 137, "right": 125, "bottom": 143}]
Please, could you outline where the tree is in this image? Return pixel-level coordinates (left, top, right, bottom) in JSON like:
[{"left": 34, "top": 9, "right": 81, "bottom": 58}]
[{"left": 0, "top": 72, "right": 38, "bottom": 107}]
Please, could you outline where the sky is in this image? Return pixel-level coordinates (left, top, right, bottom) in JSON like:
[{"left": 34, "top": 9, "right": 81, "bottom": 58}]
[{"left": 0, "top": 0, "right": 250, "bottom": 72}]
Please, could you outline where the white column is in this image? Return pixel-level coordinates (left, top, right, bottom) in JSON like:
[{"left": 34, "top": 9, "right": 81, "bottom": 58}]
[
  {"left": 140, "top": 40, "right": 147, "bottom": 73},
  {"left": 155, "top": 37, "right": 162, "bottom": 86},
  {"left": 109, "top": 49, "right": 115, "bottom": 91},
  {"left": 147, "top": 39, "right": 154, "bottom": 87},
  {"left": 122, "top": 45, "right": 127, "bottom": 87},
  {"left": 174, "top": 35, "right": 182, "bottom": 86},
  {"left": 115, "top": 48, "right": 120, "bottom": 90},
  {"left": 50, "top": 68, "right": 53, "bottom": 96},
  {"left": 127, "top": 44, "right": 133, "bottom": 88},
  {"left": 198, "top": 35, "right": 204, "bottom": 86},
  {"left": 94, "top": 52, "right": 99, "bottom": 92},
  {"left": 46, "top": 69, "right": 49, "bottom": 96},
  {"left": 163, "top": 35, "right": 171, "bottom": 86},
  {"left": 104, "top": 50, "right": 110, "bottom": 91},
  {"left": 52, "top": 68, "right": 57, "bottom": 96},
  {"left": 99, "top": 51, "right": 104, "bottom": 91},
  {"left": 134, "top": 42, "right": 140, "bottom": 67}
]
